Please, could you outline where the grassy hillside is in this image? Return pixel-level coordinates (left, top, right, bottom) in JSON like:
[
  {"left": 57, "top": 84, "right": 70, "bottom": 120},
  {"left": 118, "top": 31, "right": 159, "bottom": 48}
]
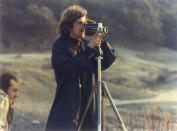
[{"left": 0, "top": 44, "right": 177, "bottom": 130}]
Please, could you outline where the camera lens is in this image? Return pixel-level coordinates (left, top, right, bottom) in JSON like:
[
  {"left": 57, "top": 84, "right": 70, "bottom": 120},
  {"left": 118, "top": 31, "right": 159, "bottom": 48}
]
[{"left": 103, "top": 27, "right": 108, "bottom": 33}]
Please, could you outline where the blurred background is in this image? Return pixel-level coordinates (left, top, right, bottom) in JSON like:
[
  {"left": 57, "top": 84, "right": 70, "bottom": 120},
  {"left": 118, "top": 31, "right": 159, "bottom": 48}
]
[{"left": 0, "top": 0, "right": 177, "bottom": 130}]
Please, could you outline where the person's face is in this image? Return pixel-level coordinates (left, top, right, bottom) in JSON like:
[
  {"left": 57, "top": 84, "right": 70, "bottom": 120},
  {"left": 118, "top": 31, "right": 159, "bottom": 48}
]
[
  {"left": 7, "top": 79, "right": 19, "bottom": 104},
  {"left": 70, "top": 16, "right": 86, "bottom": 39}
]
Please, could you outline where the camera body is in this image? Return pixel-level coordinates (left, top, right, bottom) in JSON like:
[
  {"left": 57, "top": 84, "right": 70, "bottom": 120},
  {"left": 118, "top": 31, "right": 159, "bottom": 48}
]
[{"left": 84, "top": 23, "right": 108, "bottom": 36}]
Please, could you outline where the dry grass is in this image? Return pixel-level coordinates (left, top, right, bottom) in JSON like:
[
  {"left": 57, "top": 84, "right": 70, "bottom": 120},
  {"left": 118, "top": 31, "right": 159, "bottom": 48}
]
[{"left": 104, "top": 105, "right": 177, "bottom": 131}]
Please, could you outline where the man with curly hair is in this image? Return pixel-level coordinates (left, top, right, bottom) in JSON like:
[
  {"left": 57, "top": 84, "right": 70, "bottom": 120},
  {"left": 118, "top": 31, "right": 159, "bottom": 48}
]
[{"left": 46, "top": 5, "right": 116, "bottom": 131}]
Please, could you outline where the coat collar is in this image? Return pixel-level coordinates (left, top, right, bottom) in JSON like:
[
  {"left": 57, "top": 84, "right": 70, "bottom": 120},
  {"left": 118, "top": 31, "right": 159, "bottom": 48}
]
[
  {"left": 0, "top": 89, "right": 8, "bottom": 97},
  {"left": 61, "top": 35, "right": 80, "bottom": 46},
  {"left": 61, "top": 36, "right": 85, "bottom": 57},
  {"left": 0, "top": 89, "right": 13, "bottom": 105}
]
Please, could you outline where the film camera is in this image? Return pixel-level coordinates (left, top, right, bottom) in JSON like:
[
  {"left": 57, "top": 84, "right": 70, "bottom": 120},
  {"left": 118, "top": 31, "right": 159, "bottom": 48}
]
[{"left": 84, "top": 23, "right": 108, "bottom": 36}]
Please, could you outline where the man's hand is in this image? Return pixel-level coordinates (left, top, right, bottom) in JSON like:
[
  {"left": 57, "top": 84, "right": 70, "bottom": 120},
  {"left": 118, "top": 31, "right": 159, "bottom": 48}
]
[
  {"left": 86, "top": 18, "right": 105, "bottom": 49},
  {"left": 86, "top": 18, "right": 96, "bottom": 24},
  {"left": 88, "top": 32, "right": 102, "bottom": 49}
]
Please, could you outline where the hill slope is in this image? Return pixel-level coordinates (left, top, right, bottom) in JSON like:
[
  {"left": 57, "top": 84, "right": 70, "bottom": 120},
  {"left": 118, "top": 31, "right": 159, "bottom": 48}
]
[{"left": 0, "top": 45, "right": 177, "bottom": 130}]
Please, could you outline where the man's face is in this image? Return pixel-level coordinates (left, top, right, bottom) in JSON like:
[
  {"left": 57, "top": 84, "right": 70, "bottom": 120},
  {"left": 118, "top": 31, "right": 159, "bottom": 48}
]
[
  {"left": 7, "top": 79, "right": 19, "bottom": 104},
  {"left": 70, "top": 16, "right": 86, "bottom": 39}
]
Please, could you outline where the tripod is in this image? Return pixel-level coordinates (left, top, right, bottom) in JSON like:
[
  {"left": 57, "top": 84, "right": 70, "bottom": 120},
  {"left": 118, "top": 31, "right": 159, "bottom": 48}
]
[{"left": 78, "top": 45, "right": 127, "bottom": 131}]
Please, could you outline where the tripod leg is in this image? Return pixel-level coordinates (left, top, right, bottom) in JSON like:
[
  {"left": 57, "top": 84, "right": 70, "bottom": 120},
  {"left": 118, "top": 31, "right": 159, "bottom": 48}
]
[
  {"left": 101, "top": 86, "right": 105, "bottom": 131},
  {"left": 102, "top": 81, "right": 127, "bottom": 131},
  {"left": 77, "top": 85, "right": 97, "bottom": 131}
]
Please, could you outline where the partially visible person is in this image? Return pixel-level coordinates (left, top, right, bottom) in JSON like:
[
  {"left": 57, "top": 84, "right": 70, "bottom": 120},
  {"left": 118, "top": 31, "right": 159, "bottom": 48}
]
[{"left": 0, "top": 72, "right": 19, "bottom": 131}]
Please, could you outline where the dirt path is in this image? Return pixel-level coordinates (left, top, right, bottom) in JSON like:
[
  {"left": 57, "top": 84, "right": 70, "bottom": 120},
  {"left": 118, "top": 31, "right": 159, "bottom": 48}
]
[{"left": 110, "top": 88, "right": 177, "bottom": 106}]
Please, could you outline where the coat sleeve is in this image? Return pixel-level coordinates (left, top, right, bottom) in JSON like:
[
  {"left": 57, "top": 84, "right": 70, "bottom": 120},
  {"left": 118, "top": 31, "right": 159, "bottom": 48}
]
[
  {"left": 100, "top": 40, "right": 116, "bottom": 71},
  {"left": 52, "top": 42, "right": 95, "bottom": 77},
  {"left": 0, "top": 95, "right": 9, "bottom": 130}
]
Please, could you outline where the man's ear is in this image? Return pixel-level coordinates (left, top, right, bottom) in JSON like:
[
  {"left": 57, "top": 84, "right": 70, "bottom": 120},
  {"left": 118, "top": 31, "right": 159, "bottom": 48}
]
[{"left": 86, "top": 18, "right": 96, "bottom": 24}]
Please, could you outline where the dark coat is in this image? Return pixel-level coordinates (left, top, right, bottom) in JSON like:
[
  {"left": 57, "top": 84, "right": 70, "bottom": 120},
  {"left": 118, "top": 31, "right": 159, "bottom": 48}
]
[{"left": 46, "top": 36, "right": 116, "bottom": 131}]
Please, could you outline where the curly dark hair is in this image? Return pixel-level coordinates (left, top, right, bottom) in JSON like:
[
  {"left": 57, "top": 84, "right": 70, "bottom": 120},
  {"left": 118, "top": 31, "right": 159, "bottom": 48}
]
[
  {"left": 57, "top": 5, "right": 87, "bottom": 37},
  {"left": 0, "top": 72, "right": 18, "bottom": 94}
]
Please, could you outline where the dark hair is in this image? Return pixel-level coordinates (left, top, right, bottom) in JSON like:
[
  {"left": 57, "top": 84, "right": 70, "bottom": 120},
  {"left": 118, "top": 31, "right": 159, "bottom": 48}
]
[
  {"left": 57, "top": 5, "right": 87, "bottom": 37},
  {"left": 0, "top": 72, "right": 18, "bottom": 93}
]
